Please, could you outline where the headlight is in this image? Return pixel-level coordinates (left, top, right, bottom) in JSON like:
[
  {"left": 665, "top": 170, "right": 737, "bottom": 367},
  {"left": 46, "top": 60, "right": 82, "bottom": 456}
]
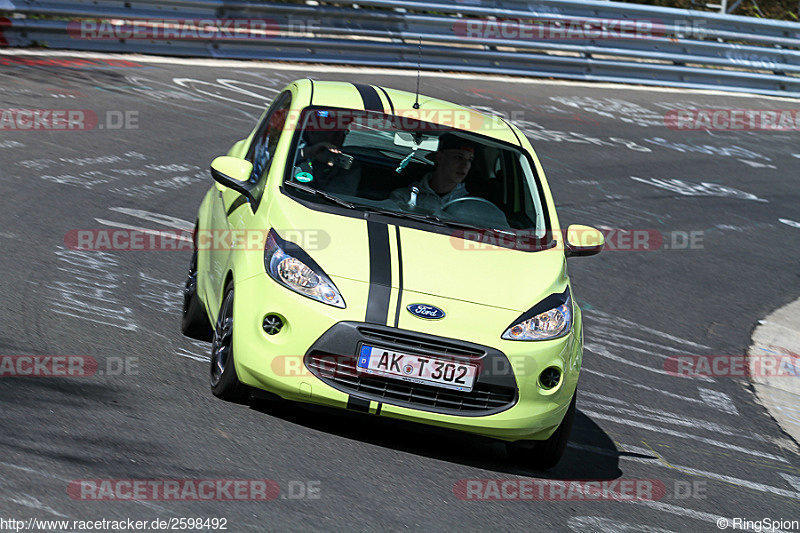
[
  {"left": 264, "top": 229, "right": 345, "bottom": 308},
  {"left": 502, "top": 289, "right": 571, "bottom": 341}
]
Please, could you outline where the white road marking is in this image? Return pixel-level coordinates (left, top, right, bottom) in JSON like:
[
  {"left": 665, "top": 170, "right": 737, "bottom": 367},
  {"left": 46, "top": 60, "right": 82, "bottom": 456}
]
[
  {"left": 584, "top": 343, "right": 714, "bottom": 382},
  {"left": 95, "top": 219, "right": 192, "bottom": 243},
  {"left": 138, "top": 272, "right": 182, "bottom": 314},
  {"left": 587, "top": 310, "right": 710, "bottom": 349},
  {"left": 697, "top": 387, "right": 739, "bottom": 416},
  {"left": 568, "top": 516, "right": 677, "bottom": 533},
  {"left": 8, "top": 494, "right": 68, "bottom": 517},
  {"left": 173, "top": 78, "right": 265, "bottom": 109},
  {"left": 582, "top": 368, "right": 709, "bottom": 408},
  {"left": 582, "top": 399, "right": 760, "bottom": 442},
  {"left": 51, "top": 248, "right": 137, "bottom": 331},
  {"left": 779, "top": 218, "right": 800, "bottom": 229},
  {"left": 629, "top": 500, "right": 791, "bottom": 533},
  {"left": 573, "top": 442, "right": 800, "bottom": 505},
  {"left": 737, "top": 159, "right": 777, "bottom": 169},
  {"left": 586, "top": 332, "right": 696, "bottom": 354},
  {"left": 0, "top": 460, "right": 170, "bottom": 514},
  {"left": 108, "top": 207, "right": 194, "bottom": 230},
  {"left": 630, "top": 176, "right": 767, "bottom": 202},
  {"left": 780, "top": 473, "right": 800, "bottom": 492},
  {"left": 582, "top": 410, "right": 789, "bottom": 462},
  {"left": 175, "top": 350, "right": 209, "bottom": 363}
]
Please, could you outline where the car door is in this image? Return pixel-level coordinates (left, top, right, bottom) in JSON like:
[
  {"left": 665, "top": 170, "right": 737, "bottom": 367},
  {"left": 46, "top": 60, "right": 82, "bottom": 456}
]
[{"left": 207, "top": 91, "right": 293, "bottom": 311}]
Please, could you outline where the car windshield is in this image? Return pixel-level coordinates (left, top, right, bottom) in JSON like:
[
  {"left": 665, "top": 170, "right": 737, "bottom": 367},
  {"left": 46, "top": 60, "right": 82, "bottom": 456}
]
[{"left": 284, "top": 107, "right": 548, "bottom": 238}]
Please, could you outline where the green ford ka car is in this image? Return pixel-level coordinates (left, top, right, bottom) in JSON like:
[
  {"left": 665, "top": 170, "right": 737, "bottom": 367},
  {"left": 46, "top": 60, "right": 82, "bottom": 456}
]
[{"left": 182, "top": 79, "right": 604, "bottom": 470}]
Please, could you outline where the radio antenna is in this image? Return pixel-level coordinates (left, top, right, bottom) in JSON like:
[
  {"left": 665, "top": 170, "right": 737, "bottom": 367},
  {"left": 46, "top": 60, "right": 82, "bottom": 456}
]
[{"left": 413, "top": 36, "right": 421, "bottom": 109}]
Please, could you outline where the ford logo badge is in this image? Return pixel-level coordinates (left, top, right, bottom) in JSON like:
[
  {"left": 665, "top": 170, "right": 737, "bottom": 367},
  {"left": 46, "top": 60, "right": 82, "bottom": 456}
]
[{"left": 407, "top": 304, "right": 445, "bottom": 320}]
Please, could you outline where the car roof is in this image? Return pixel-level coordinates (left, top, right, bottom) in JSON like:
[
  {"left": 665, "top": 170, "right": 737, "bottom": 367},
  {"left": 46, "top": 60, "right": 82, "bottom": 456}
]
[{"left": 291, "top": 79, "right": 522, "bottom": 147}]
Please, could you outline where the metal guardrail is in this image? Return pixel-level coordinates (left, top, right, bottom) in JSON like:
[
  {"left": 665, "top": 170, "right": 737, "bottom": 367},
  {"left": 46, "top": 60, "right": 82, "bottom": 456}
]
[{"left": 2, "top": 0, "right": 800, "bottom": 97}]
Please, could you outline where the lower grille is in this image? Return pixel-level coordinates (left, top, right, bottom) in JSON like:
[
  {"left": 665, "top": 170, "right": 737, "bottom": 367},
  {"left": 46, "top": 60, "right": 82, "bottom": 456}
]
[{"left": 305, "top": 352, "right": 517, "bottom": 416}]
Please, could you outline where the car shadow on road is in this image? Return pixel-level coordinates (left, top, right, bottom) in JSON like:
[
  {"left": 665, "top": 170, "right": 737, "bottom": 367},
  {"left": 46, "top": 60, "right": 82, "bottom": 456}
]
[{"left": 250, "top": 396, "right": 635, "bottom": 480}]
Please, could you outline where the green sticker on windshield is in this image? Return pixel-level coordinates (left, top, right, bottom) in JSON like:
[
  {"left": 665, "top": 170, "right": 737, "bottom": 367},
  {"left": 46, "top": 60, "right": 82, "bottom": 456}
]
[{"left": 295, "top": 172, "right": 313, "bottom": 183}]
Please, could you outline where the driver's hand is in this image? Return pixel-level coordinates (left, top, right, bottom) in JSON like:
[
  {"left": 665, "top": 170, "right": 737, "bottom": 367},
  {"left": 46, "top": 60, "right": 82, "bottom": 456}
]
[{"left": 307, "top": 142, "right": 341, "bottom": 166}]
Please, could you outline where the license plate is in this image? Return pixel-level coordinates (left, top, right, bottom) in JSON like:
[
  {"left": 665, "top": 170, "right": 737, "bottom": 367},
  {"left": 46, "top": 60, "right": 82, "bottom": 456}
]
[{"left": 356, "top": 344, "right": 478, "bottom": 392}]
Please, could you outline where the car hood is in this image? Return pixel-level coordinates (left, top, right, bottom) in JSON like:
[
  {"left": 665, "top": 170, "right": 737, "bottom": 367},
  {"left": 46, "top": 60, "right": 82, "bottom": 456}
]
[{"left": 270, "top": 203, "right": 566, "bottom": 312}]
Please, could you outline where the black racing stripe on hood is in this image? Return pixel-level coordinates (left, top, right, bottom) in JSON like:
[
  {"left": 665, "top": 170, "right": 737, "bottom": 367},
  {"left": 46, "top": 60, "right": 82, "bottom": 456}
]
[
  {"left": 365, "top": 221, "right": 391, "bottom": 325},
  {"left": 393, "top": 225, "right": 403, "bottom": 328},
  {"left": 376, "top": 86, "right": 395, "bottom": 115},
  {"left": 352, "top": 83, "right": 384, "bottom": 112}
]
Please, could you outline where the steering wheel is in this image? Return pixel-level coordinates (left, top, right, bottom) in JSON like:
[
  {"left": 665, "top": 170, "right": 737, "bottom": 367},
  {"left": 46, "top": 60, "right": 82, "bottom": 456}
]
[{"left": 441, "top": 196, "right": 497, "bottom": 210}]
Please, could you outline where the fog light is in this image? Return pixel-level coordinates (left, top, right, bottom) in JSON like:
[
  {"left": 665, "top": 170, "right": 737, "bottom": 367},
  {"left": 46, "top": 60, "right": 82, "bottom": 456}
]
[
  {"left": 262, "top": 314, "right": 284, "bottom": 335},
  {"left": 539, "top": 367, "right": 561, "bottom": 390}
]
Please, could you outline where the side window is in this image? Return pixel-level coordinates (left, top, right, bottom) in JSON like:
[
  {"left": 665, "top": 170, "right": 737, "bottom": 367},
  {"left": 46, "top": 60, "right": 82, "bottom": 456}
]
[{"left": 245, "top": 91, "right": 292, "bottom": 183}]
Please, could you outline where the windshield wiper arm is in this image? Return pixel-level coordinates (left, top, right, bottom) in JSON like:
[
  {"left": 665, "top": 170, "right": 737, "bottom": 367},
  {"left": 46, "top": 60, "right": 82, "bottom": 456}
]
[
  {"left": 363, "top": 207, "right": 520, "bottom": 235},
  {"left": 284, "top": 181, "right": 355, "bottom": 209},
  {"left": 361, "top": 207, "right": 449, "bottom": 226}
]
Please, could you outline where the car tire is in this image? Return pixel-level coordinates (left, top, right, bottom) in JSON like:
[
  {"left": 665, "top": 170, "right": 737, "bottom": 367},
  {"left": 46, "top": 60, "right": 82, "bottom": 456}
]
[
  {"left": 209, "top": 281, "right": 249, "bottom": 403},
  {"left": 181, "top": 250, "right": 213, "bottom": 341},
  {"left": 506, "top": 389, "right": 577, "bottom": 471}
]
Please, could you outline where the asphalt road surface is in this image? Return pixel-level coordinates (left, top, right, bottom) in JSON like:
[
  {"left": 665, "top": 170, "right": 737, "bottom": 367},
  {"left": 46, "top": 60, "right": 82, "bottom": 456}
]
[{"left": 1, "top": 51, "right": 799, "bottom": 532}]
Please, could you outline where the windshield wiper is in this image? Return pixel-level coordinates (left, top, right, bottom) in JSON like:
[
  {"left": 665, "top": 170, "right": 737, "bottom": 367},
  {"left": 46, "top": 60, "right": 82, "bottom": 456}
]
[
  {"left": 361, "top": 207, "right": 449, "bottom": 226},
  {"left": 363, "top": 206, "right": 520, "bottom": 235},
  {"left": 284, "top": 181, "right": 355, "bottom": 209}
]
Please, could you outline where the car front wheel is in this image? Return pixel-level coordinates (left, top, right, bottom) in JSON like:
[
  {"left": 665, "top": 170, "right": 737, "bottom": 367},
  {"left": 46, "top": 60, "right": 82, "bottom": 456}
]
[{"left": 210, "top": 281, "right": 249, "bottom": 402}]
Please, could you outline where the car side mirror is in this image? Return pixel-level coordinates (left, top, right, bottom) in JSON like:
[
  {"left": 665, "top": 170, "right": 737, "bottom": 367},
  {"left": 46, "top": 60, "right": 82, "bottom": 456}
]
[
  {"left": 565, "top": 224, "right": 604, "bottom": 257},
  {"left": 210, "top": 156, "right": 255, "bottom": 202}
]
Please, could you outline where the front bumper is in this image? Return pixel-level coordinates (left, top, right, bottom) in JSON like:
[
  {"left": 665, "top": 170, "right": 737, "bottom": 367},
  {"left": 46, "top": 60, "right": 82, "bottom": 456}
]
[{"left": 231, "top": 274, "right": 583, "bottom": 442}]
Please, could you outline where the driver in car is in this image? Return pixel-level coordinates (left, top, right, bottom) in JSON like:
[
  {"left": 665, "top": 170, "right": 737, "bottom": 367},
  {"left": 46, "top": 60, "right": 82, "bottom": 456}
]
[
  {"left": 293, "top": 116, "right": 361, "bottom": 196},
  {"left": 390, "top": 133, "right": 477, "bottom": 213}
]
